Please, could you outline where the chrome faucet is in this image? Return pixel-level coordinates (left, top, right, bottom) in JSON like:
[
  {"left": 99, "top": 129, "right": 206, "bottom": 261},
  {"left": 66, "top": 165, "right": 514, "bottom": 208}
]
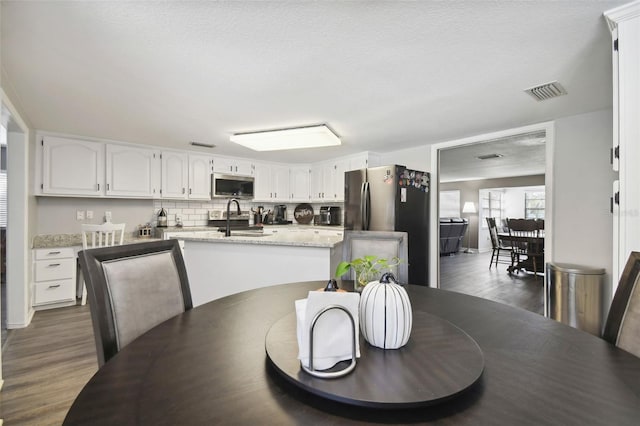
[{"left": 225, "top": 198, "right": 241, "bottom": 237}]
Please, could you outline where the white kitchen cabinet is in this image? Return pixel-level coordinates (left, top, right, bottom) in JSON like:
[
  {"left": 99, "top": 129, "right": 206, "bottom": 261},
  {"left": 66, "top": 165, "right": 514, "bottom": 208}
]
[
  {"left": 289, "top": 166, "right": 311, "bottom": 201},
  {"left": 253, "top": 162, "right": 290, "bottom": 201},
  {"left": 605, "top": 3, "right": 640, "bottom": 285},
  {"left": 348, "top": 152, "right": 382, "bottom": 171},
  {"left": 213, "top": 156, "right": 254, "bottom": 176},
  {"left": 32, "top": 248, "right": 76, "bottom": 309},
  {"left": 310, "top": 162, "right": 331, "bottom": 202},
  {"left": 332, "top": 158, "right": 350, "bottom": 201},
  {"left": 41, "top": 136, "right": 105, "bottom": 196},
  {"left": 311, "top": 161, "right": 345, "bottom": 202},
  {"left": 253, "top": 162, "right": 272, "bottom": 201},
  {"left": 188, "top": 154, "right": 214, "bottom": 199},
  {"left": 106, "top": 144, "right": 161, "bottom": 198},
  {"left": 161, "top": 151, "right": 189, "bottom": 199}
]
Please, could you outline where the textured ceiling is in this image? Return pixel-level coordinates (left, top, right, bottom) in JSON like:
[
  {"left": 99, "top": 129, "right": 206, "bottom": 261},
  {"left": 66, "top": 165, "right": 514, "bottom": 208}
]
[
  {"left": 439, "top": 131, "right": 546, "bottom": 182},
  {"left": 0, "top": 1, "right": 625, "bottom": 164}
]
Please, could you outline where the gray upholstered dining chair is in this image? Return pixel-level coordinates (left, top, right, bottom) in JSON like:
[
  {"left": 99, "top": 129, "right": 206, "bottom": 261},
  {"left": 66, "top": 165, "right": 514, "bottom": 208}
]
[
  {"left": 78, "top": 239, "right": 193, "bottom": 367},
  {"left": 341, "top": 230, "right": 409, "bottom": 283},
  {"left": 603, "top": 251, "right": 640, "bottom": 359}
]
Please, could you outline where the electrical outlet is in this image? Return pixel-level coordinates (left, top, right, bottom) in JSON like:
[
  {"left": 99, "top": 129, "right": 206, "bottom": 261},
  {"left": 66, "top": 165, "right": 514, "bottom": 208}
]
[
  {"left": 86, "top": 210, "right": 94, "bottom": 219},
  {"left": 105, "top": 211, "right": 112, "bottom": 222},
  {"left": 175, "top": 214, "right": 183, "bottom": 224},
  {"left": 76, "top": 210, "right": 85, "bottom": 221}
]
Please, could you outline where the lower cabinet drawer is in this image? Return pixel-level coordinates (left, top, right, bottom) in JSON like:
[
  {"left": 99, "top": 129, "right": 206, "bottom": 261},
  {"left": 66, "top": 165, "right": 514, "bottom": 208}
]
[
  {"left": 34, "top": 279, "right": 75, "bottom": 305},
  {"left": 35, "top": 258, "right": 75, "bottom": 282}
]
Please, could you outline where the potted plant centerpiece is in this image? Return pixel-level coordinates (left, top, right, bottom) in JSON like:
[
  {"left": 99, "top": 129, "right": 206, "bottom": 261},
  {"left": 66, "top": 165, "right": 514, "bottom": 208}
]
[{"left": 335, "top": 255, "right": 401, "bottom": 293}]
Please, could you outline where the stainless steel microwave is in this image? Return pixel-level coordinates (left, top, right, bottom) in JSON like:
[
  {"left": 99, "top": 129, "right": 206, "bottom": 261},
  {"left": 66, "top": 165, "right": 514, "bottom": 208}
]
[{"left": 211, "top": 173, "right": 255, "bottom": 199}]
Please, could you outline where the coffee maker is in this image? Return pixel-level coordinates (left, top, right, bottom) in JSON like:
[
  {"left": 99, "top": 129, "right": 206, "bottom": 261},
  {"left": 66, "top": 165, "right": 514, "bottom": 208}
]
[{"left": 274, "top": 204, "right": 288, "bottom": 224}]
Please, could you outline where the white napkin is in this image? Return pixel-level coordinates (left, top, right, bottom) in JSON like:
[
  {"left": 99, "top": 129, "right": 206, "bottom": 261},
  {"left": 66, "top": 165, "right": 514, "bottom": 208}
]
[{"left": 296, "top": 291, "right": 361, "bottom": 371}]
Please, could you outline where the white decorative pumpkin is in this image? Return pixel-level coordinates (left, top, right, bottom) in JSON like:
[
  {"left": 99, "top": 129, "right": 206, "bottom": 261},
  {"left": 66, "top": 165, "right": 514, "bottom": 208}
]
[{"left": 359, "top": 273, "right": 412, "bottom": 349}]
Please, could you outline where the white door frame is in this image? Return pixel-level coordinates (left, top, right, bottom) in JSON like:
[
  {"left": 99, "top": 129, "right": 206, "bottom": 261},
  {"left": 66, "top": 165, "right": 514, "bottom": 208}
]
[
  {"left": 429, "top": 121, "right": 555, "bottom": 289},
  {"left": 1, "top": 88, "right": 33, "bottom": 335}
]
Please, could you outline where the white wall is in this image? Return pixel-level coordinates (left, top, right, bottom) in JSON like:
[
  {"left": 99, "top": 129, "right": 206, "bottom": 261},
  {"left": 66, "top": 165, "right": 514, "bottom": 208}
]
[
  {"left": 502, "top": 185, "right": 545, "bottom": 219},
  {"left": 35, "top": 197, "right": 156, "bottom": 235},
  {"left": 553, "top": 109, "right": 615, "bottom": 290},
  {"left": 380, "top": 145, "right": 431, "bottom": 172}
]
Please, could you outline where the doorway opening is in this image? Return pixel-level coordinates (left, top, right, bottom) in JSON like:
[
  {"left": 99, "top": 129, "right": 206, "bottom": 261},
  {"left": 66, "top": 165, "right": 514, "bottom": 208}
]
[{"left": 429, "top": 122, "right": 554, "bottom": 314}]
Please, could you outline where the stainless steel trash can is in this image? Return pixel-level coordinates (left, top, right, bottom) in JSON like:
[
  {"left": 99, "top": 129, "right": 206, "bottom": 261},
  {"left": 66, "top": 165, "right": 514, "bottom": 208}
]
[{"left": 545, "top": 262, "right": 609, "bottom": 336}]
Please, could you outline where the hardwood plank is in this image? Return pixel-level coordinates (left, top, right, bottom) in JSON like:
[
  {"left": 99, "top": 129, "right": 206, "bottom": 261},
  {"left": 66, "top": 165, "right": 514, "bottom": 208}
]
[
  {"left": 0, "top": 305, "right": 97, "bottom": 425},
  {"left": 439, "top": 251, "right": 544, "bottom": 314}
]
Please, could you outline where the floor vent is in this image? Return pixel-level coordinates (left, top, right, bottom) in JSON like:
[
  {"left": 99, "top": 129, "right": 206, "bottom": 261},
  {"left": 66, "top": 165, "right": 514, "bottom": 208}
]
[{"left": 524, "top": 81, "right": 567, "bottom": 101}]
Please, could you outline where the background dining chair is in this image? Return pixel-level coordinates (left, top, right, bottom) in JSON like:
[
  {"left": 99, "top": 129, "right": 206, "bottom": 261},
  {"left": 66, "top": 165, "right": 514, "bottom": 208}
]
[
  {"left": 506, "top": 218, "right": 543, "bottom": 276},
  {"left": 78, "top": 239, "right": 193, "bottom": 367},
  {"left": 486, "top": 217, "right": 513, "bottom": 269},
  {"left": 603, "top": 251, "right": 640, "bottom": 359},
  {"left": 341, "top": 231, "right": 409, "bottom": 284},
  {"left": 77, "top": 222, "right": 126, "bottom": 305}
]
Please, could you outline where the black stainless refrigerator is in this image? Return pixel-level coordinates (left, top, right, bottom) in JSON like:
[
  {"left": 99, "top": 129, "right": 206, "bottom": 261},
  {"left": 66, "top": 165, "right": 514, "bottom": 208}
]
[{"left": 344, "top": 165, "right": 430, "bottom": 285}]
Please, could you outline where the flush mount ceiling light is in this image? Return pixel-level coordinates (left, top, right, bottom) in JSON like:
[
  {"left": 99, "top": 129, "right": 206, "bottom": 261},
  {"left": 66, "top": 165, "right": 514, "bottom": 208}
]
[{"left": 230, "top": 124, "right": 341, "bottom": 151}]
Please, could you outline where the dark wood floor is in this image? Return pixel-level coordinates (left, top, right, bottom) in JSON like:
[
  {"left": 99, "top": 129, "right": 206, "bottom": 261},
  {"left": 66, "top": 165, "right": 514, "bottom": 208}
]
[
  {"left": 0, "top": 305, "right": 97, "bottom": 425},
  {"left": 0, "top": 253, "right": 543, "bottom": 424},
  {"left": 440, "top": 250, "right": 544, "bottom": 315}
]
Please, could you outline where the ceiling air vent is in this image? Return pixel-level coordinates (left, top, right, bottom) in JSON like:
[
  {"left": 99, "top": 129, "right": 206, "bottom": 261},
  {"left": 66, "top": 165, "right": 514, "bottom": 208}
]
[
  {"left": 477, "top": 153, "right": 503, "bottom": 160},
  {"left": 524, "top": 81, "right": 567, "bottom": 101},
  {"left": 190, "top": 141, "right": 216, "bottom": 148}
]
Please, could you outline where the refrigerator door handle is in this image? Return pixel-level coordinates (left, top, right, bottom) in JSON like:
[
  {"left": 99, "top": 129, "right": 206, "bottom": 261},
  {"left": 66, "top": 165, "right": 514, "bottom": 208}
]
[
  {"left": 363, "top": 181, "right": 371, "bottom": 230},
  {"left": 359, "top": 182, "right": 366, "bottom": 230}
]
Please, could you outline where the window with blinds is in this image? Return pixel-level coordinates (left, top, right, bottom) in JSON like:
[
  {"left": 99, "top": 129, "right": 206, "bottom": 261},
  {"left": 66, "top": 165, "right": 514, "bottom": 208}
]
[
  {"left": 481, "top": 191, "right": 503, "bottom": 228},
  {"left": 525, "top": 191, "right": 545, "bottom": 219}
]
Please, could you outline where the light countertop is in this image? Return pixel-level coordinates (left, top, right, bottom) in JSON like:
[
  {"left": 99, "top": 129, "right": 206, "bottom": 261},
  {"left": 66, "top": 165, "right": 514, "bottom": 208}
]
[{"left": 32, "top": 234, "right": 161, "bottom": 249}]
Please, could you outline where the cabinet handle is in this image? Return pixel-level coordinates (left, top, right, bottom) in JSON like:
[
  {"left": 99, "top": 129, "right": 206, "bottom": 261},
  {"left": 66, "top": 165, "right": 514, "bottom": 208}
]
[
  {"left": 235, "top": 166, "right": 238, "bottom": 172},
  {"left": 48, "top": 284, "right": 61, "bottom": 289},
  {"left": 48, "top": 251, "right": 61, "bottom": 255},
  {"left": 107, "top": 183, "right": 110, "bottom": 191},
  {"left": 189, "top": 188, "right": 192, "bottom": 195},
  {"left": 182, "top": 188, "right": 186, "bottom": 194},
  {"left": 48, "top": 263, "right": 61, "bottom": 267},
  {"left": 230, "top": 166, "right": 233, "bottom": 172},
  {"left": 97, "top": 183, "right": 100, "bottom": 191}
]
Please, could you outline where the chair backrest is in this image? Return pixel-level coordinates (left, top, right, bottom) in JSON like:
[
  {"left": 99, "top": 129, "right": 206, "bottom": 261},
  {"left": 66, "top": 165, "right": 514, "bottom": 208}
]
[
  {"left": 341, "top": 231, "right": 409, "bottom": 284},
  {"left": 603, "top": 251, "right": 640, "bottom": 358},
  {"left": 506, "top": 218, "right": 541, "bottom": 254},
  {"left": 81, "top": 223, "right": 126, "bottom": 249},
  {"left": 78, "top": 239, "right": 193, "bottom": 367},
  {"left": 486, "top": 217, "right": 500, "bottom": 249}
]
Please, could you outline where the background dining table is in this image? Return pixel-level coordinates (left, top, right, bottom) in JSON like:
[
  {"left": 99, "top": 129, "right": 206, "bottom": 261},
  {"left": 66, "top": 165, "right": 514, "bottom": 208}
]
[{"left": 64, "top": 281, "right": 640, "bottom": 425}]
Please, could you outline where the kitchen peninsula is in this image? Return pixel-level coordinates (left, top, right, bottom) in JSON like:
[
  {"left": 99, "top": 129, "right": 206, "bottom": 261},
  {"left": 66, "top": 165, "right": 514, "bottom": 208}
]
[{"left": 161, "top": 227, "right": 344, "bottom": 306}]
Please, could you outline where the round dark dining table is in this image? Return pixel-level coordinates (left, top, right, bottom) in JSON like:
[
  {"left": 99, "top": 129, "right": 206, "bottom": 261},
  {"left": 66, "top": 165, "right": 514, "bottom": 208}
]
[{"left": 64, "top": 281, "right": 640, "bottom": 425}]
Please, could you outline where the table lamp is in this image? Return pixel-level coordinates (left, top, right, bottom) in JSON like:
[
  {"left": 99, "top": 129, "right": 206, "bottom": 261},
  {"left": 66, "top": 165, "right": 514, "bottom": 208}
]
[{"left": 462, "top": 201, "right": 476, "bottom": 253}]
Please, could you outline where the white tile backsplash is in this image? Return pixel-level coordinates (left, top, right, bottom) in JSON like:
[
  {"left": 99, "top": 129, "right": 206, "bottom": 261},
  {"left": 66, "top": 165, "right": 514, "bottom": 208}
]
[{"left": 153, "top": 200, "right": 343, "bottom": 227}]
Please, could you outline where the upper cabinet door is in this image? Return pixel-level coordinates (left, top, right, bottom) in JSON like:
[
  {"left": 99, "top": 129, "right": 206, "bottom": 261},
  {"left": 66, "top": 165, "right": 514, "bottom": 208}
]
[
  {"left": 271, "top": 165, "right": 290, "bottom": 201},
  {"left": 42, "top": 136, "right": 105, "bottom": 196},
  {"left": 106, "top": 144, "right": 160, "bottom": 198},
  {"left": 161, "top": 151, "right": 189, "bottom": 199},
  {"left": 213, "top": 157, "right": 254, "bottom": 176},
  {"left": 332, "top": 159, "right": 350, "bottom": 201},
  {"left": 253, "top": 162, "right": 272, "bottom": 201},
  {"left": 290, "top": 166, "right": 310, "bottom": 202},
  {"left": 188, "top": 154, "right": 213, "bottom": 199}
]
